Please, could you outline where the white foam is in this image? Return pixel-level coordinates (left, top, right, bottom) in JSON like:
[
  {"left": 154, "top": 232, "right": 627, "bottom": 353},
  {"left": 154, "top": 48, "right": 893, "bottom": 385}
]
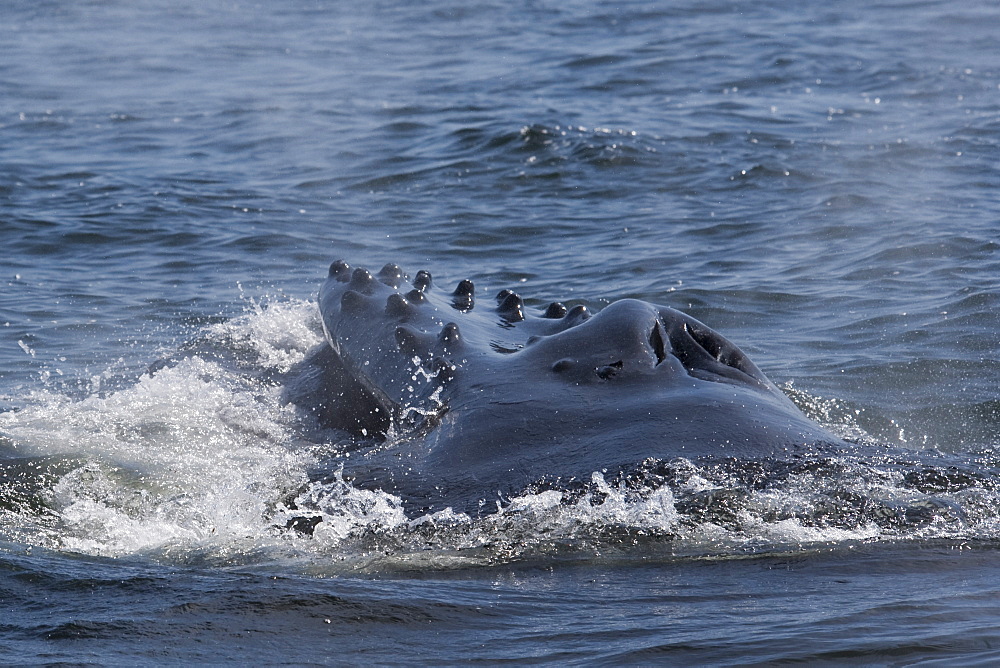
[
  {"left": 286, "top": 470, "right": 409, "bottom": 546},
  {"left": 205, "top": 296, "right": 323, "bottom": 372},
  {"left": 0, "top": 297, "right": 994, "bottom": 569},
  {"left": 740, "top": 514, "right": 882, "bottom": 544},
  {"left": 1, "top": 355, "right": 311, "bottom": 556},
  {"left": 0, "top": 296, "right": 330, "bottom": 558}
]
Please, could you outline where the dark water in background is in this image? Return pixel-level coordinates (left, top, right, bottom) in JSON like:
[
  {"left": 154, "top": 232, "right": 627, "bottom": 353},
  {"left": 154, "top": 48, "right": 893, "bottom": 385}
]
[{"left": 2, "top": 0, "right": 1000, "bottom": 663}]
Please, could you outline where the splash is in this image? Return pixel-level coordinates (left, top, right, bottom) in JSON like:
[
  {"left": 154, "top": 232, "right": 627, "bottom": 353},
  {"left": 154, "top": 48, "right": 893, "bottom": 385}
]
[
  {"left": 1, "top": 297, "right": 999, "bottom": 573},
  {"left": 1, "top": 355, "right": 311, "bottom": 557},
  {"left": 0, "top": 297, "right": 323, "bottom": 559},
  {"left": 204, "top": 295, "right": 325, "bottom": 372}
]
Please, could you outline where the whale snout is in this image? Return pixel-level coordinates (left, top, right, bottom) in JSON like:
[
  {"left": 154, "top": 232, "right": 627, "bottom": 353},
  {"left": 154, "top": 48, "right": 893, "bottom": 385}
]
[
  {"left": 523, "top": 298, "right": 773, "bottom": 390},
  {"left": 519, "top": 299, "right": 668, "bottom": 380}
]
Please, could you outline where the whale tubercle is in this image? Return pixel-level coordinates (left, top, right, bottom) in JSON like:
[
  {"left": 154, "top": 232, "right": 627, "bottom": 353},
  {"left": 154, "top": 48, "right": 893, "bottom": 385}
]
[
  {"left": 543, "top": 302, "right": 567, "bottom": 319},
  {"left": 414, "top": 270, "right": 433, "bottom": 292},
  {"left": 378, "top": 263, "right": 405, "bottom": 288},
  {"left": 497, "top": 292, "right": 525, "bottom": 322},
  {"left": 329, "top": 259, "right": 351, "bottom": 281},
  {"left": 385, "top": 293, "right": 411, "bottom": 317}
]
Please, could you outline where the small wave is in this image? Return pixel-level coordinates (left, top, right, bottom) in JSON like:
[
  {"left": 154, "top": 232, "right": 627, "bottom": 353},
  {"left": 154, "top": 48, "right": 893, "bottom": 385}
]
[
  {"left": 336, "top": 121, "right": 667, "bottom": 194},
  {"left": 514, "top": 123, "right": 662, "bottom": 169}
]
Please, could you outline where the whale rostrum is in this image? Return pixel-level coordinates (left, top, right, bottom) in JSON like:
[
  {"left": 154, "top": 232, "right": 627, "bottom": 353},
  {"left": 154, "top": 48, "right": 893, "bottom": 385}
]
[{"left": 295, "top": 259, "right": 843, "bottom": 515}]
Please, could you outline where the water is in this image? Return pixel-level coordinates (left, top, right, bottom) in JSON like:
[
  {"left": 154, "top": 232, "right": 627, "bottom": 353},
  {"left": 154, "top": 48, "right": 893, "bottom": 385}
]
[{"left": 2, "top": 0, "right": 1000, "bottom": 663}]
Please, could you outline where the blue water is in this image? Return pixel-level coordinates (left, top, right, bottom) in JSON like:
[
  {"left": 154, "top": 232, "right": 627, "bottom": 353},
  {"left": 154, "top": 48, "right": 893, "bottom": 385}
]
[{"left": 2, "top": 0, "right": 1000, "bottom": 663}]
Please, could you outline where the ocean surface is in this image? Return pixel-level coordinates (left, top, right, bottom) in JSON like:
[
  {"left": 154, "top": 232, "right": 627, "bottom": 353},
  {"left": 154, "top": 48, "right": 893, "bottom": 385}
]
[{"left": 2, "top": 0, "right": 1000, "bottom": 663}]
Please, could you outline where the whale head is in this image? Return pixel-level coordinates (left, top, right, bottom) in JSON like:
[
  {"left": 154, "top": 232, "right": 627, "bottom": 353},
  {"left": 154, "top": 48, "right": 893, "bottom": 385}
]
[{"left": 312, "top": 260, "right": 839, "bottom": 512}]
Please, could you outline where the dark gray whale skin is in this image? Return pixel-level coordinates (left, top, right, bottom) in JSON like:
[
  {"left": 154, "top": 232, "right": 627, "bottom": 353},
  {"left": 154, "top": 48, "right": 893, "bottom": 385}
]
[{"left": 306, "top": 260, "right": 844, "bottom": 514}]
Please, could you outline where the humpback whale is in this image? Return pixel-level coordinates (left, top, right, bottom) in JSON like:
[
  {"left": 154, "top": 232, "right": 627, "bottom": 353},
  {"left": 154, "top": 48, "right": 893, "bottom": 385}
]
[{"left": 295, "top": 260, "right": 843, "bottom": 515}]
